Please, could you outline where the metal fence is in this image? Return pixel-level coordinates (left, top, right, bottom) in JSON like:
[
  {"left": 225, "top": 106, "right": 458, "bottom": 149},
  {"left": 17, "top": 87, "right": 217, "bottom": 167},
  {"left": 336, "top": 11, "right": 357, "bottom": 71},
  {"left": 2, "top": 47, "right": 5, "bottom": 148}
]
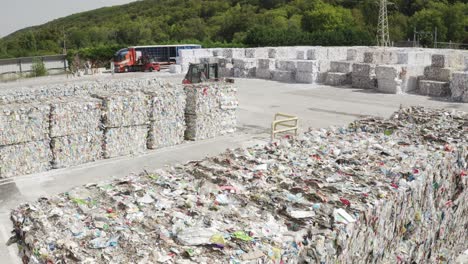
[{"left": 0, "top": 54, "right": 68, "bottom": 75}]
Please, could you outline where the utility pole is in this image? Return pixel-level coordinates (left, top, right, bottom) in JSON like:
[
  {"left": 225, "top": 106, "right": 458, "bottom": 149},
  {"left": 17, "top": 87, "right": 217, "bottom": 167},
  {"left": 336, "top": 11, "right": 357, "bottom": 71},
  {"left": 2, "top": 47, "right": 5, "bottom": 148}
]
[
  {"left": 62, "top": 26, "right": 67, "bottom": 55},
  {"left": 377, "top": 0, "right": 390, "bottom": 47}
]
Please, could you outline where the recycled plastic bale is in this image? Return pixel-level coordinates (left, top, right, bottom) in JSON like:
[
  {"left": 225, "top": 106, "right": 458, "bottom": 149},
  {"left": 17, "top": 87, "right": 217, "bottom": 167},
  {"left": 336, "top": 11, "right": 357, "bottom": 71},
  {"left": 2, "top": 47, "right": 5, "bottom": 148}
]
[
  {"left": 51, "top": 131, "right": 103, "bottom": 169},
  {"left": 49, "top": 97, "right": 102, "bottom": 137},
  {"left": 329, "top": 61, "right": 353, "bottom": 73},
  {"left": 325, "top": 72, "right": 350, "bottom": 86},
  {"left": 0, "top": 140, "right": 51, "bottom": 178},
  {"left": 352, "top": 63, "right": 377, "bottom": 89},
  {"left": 375, "top": 65, "right": 425, "bottom": 94},
  {"left": 103, "top": 125, "right": 148, "bottom": 158},
  {"left": 419, "top": 80, "right": 451, "bottom": 97},
  {"left": 0, "top": 103, "right": 50, "bottom": 145},
  {"left": 147, "top": 119, "right": 185, "bottom": 149},
  {"left": 93, "top": 91, "right": 149, "bottom": 128},
  {"left": 450, "top": 72, "right": 468, "bottom": 102},
  {"left": 271, "top": 70, "right": 295, "bottom": 83},
  {"left": 9, "top": 107, "right": 467, "bottom": 263}
]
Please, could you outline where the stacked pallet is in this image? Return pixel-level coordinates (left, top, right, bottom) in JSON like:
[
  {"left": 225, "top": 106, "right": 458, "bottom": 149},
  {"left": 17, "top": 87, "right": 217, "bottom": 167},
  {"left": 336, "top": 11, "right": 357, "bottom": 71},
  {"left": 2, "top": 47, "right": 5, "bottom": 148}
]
[
  {"left": 93, "top": 91, "right": 149, "bottom": 158},
  {"left": 0, "top": 103, "right": 51, "bottom": 177},
  {"left": 48, "top": 97, "right": 103, "bottom": 169},
  {"left": 184, "top": 82, "right": 238, "bottom": 140}
]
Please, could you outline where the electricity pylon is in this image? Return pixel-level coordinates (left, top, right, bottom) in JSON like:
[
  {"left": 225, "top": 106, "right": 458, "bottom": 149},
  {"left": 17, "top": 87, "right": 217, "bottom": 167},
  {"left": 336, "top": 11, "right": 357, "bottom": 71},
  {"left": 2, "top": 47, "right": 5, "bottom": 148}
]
[{"left": 377, "top": 0, "right": 390, "bottom": 47}]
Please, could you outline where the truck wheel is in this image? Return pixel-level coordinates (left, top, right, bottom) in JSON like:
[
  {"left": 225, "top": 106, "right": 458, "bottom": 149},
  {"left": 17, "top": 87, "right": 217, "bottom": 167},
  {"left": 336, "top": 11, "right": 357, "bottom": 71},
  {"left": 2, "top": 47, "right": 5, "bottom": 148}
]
[
  {"left": 149, "top": 67, "right": 154, "bottom": 72},
  {"left": 124, "top": 67, "right": 129, "bottom": 72},
  {"left": 157, "top": 68, "right": 160, "bottom": 72}
]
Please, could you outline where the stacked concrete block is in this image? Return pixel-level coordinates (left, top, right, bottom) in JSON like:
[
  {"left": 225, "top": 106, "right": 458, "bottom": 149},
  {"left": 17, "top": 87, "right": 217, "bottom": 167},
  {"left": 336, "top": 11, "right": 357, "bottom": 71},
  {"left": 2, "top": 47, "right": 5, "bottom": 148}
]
[
  {"left": 94, "top": 92, "right": 149, "bottom": 158},
  {"left": 418, "top": 53, "right": 465, "bottom": 97},
  {"left": 376, "top": 65, "right": 425, "bottom": 94},
  {"left": 325, "top": 61, "right": 353, "bottom": 86},
  {"left": 49, "top": 97, "right": 103, "bottom": 168},
  {"left": 450, "top": 72, "right": 468, "bottom": 102},
  {"left": 185, "top": 82, "right": 238, "bottom": 140},
  {"left": 256, "top": 59, "right": 275, "bottom": 80},
  {"left": 146, "top": 85, "right": 186, "bottom": 149},
  {"left": 233, "top": 58, "right": 257, "bottom": 78},
  {"left": 295, "top": 61, "right": 320, "bottom": 84},
  {"left": 352, "top": 63, "right": 377, "bottom": 89}
]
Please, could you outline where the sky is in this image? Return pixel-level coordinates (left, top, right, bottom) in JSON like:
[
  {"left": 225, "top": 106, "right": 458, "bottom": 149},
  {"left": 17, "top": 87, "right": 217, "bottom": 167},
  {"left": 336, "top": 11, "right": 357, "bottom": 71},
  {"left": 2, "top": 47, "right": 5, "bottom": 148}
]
[{"left": 0, "top": 0, "right": 137, "bottom": 37}]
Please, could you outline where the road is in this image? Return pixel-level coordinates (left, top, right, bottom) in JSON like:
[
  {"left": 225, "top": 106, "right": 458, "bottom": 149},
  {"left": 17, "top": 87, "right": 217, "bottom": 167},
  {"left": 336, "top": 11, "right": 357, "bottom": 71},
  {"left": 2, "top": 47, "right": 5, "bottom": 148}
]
[{"left": 1, "top": 72, "right": 467, "bottom": 263}]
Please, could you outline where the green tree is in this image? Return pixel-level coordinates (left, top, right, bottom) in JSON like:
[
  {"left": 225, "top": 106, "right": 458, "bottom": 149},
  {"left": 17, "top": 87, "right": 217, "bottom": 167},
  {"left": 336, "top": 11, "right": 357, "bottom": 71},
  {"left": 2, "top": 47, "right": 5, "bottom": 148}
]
[
  {"left": 30, "top": 58, "right": 47, "bottom": 77},
  {"left": 302, "top": 3, "right": 355, "bottom": 32}
]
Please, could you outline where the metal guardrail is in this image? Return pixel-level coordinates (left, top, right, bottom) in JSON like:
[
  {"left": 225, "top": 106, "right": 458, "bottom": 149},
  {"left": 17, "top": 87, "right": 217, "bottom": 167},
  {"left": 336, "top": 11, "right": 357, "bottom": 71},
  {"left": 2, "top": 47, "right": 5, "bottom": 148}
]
[{"left": 271, "top": 113, "right": 298, "bottom": 140}]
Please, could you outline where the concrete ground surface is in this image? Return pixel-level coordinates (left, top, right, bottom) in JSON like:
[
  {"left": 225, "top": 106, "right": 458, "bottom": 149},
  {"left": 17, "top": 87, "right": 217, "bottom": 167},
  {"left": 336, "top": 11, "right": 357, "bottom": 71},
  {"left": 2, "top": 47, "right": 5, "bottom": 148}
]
[{"left": 1, "top": 72, "right": 467, "bottom": 263}]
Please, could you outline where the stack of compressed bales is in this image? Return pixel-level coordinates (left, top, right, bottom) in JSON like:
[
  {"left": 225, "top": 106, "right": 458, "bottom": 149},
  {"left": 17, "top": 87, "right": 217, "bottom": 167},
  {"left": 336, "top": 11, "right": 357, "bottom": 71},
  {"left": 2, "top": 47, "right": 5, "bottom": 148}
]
[
  {"left": 325, "top": 61, "right": 353, "bottom": 86},
  {"left": 218, "top": 58, "right": 234, "bottom": 78},
  {"left": 272, "top": 60, "right": 297, "bottom": 83},
  {"left": 306, "top": 47, "right": 332, "bottom": 83},
  {"left": 245, "top": 48, "right": 269, "bottom": 59},
  {"left": 169, "top": 64, "right": 182, "bottom": 74},
  {"left": 223, "top": 48, "right": 245, "bottom": 59},
  {"left": 0, "top": 83, "right": 76, "bottom": 104},
  {"left": 352, "top": 63, "right": 377, "bottom": 89},
  {"left": 450, "top": 72, "right": 468, "bottom": 102},
  {"left": 419, "top": 53, "right": 464, "bottom": 97},
  {"left": 93, "top": 91, "right": 149, "bottom": 158},
  {"left": 374, "top": 51, "right": 431, "bottom": 94},
  {"left": 256, "top": 59, "right": 275, "bottom": 80},
  {"left": 375, "top": 65, "right": 425, "bottom": 94},
  {"left": 295, "top": 61, "right": 320, "bottom": 83},
  {"left": 233, "top": 58, "right": 257, "bottom": 78},
  {"left": 184, "top": 82, "right": 237, "bottom": 140},
  {"left": 48, "top": 97, "right": 102, "bottom": 169},
  {"left": 0, "top": 103, "right": 51, "bottom": 177},
  {"left": 177, "top": 49, "right": 199, "bottom": 72},
  {"left": 268, "top": 47, "right": 297, "bottom": 59},
  {"left": 145, "top": 83, "right": 186, "bottom": 149}
]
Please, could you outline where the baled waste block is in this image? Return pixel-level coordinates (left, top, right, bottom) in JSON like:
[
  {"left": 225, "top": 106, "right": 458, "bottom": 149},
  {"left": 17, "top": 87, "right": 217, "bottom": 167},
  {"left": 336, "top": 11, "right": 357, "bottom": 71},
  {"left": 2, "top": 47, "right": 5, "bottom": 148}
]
[
  {"left": 268, "top": 47, "right": 297, "bottom": 59},
  {"left": 329, "top": 61, "right": 353, "bottom": 73},
  {"left": 244, "top": 48, "right": 268, "bottom": 59},
  {"left": 419, "top": 80, "right": 451, "bottom": 97},
  {"left": 0, "top": 83, "right": 76, "bottom": 104},
  {"left": 49, "top": 97, "right": 102, "bottom": 137},
  {"left": 450, "top": 72, "right": 468, "bottom": 102},
  {"left": 431, "top": 53, "right": 464, "bottom": 68},
  {"left": 275, "top": 60, "right": 297, "bottom": 72},
  {"left": 327, "top": 47, "right": 348, "bottom": 61},
  {"left": 0, "top": 103, "right": 50, "bottom": 145},
  {"left": 9, "top": 107, "right": 467, "bottom": 263},
  {"left": 147, "top": 118, "right": 185, "bottom": 149},
  {"left": 93, "top": 91, "right": 149, "bottom": 128},
  {"left": 51, "top": 131, "right": 103, "bottom": 169},
  {"left": 0, "top": 140, "right": 51, "bottom": 178},
  {"left": 423, "top": 66, "right": 453, "bottom": 82},
  {"left": 184, "top": 83, "right": 238, "bottom": 140},
  {"left": 306, "top": 47, "right": 328, "bottom": 60},
  {"left": 352, "top": 63, "right": 377, "bottom": 89},
  {"left": 103, "top": 125, "right": 148, "bottom": 158},
  {"left": 325, "top": 72, "right": 350, "bottom": 86},
  {"left": 271, "top": 70, "right": 295, "bottom": 83},
  {"left": 375, "top": 65, "right": 424, "bottom": 94}
]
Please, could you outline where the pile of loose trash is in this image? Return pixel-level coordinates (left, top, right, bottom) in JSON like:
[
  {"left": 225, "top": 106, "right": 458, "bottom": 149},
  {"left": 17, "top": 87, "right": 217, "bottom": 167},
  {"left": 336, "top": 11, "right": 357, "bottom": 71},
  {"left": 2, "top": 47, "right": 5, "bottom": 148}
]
[{"left": 11, "top": 107, "right": 467, "bottom": 263}]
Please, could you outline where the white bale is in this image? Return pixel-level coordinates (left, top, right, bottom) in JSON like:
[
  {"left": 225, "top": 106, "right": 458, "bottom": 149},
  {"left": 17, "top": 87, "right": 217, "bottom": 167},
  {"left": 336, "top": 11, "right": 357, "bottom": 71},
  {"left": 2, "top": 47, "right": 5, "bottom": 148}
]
[
  {"left": 352, "top": 63, "right": 376, "bottom": 77},
  {"left": 169, "top": 64, "right": 182, "bottom": 74},
  {"left": 256, "top": 68, "right": 272, "bottom": 79},
  {"left": 233, "top": 58, "right": 257, "bottom": 70},
  {"left": 295, "top": 71, "right": 318, "bottom": 84},
  {"left": 245, "top": 48, "right": 268, "bottom": 58},
  {"left": 269, "top": 47, "right": 297, "bottom": 59},
  {"left": 51, "top": 132, "right": 103, "bottom": 169},
  {"left": 233, "top": 68, "right": 256, "bottom": 78},
  {"left": 223, "top": 48, "right": 245, "bottom": 59},
  {"left": 275, "top": 60, "right": 297, "bottom": 71},
  {"left": 193, "top": 49, "right": 212, "bottom": 58},
  {"left": 306, "top": 47, "right": 328, "bottom": 61},
  {"left": 271, "top": 70, "right": 295, "bottom": 83},
  {"left": 432, "top": 53, "right": 464, "bottom": 68},
  {"left": 257, "top": 59, "right": 276, "bottom": 70},
  {"left": 423, "top": 67, "right": 453, "bottom": 82},
  {"left": 327, "top": 47, "right": 348, "bottom": 61},
  {"left": 352, "top": 76, "right": 377, "bottom": 89},
  {"left": 211, "top": 48, "right": 223, "bottom": 57},
  {"left": 330, "top": 61, "right": 353, "bottom": 73},
  {"left": 419, "top": 80, "right": 451, "bottom": 97},
  {"left": 296, "top": 61, "right": 320, "bottom": 73},
  {"left": 377, "top": 79, "right": 404, "bottom": 94},
  {"left": 325, "top": 72, "right": 351, "bottom": 86},
  {"left": 450, "top": 72, "right": 468, "bottom": 102},
  {"left": 376, "top": 65, "right": 425, "bottom": 93},
  {"left": 347, "top": 47, "right": 368, "bottom": 62},
  {"left": 364, "top": 51, "right": 399, "bottom": 64},
  {"left": 397, "top": 52, "right": 432, "bottom": 65}
]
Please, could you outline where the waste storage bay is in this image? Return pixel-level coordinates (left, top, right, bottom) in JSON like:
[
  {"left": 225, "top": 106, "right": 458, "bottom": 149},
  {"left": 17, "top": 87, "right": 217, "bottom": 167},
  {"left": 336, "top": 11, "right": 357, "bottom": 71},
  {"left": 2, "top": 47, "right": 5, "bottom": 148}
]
[{"left": 1, "top": 70, "right": 467, "bottom": 263}]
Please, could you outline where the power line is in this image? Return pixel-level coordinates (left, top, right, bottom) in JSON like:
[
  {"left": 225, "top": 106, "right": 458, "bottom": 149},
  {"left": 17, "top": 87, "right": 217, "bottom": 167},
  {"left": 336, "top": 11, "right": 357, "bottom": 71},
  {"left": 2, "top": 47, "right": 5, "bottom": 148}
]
[{"left": 377, "top": 0, "right": 390, "bottom": 47}]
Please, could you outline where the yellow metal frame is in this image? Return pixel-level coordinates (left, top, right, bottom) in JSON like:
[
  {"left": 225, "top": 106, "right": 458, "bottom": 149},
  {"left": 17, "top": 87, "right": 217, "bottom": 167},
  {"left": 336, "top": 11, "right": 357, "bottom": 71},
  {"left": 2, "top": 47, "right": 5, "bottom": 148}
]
[{"left": 271, "top": 113, "right": 298, "bottom": 140}]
